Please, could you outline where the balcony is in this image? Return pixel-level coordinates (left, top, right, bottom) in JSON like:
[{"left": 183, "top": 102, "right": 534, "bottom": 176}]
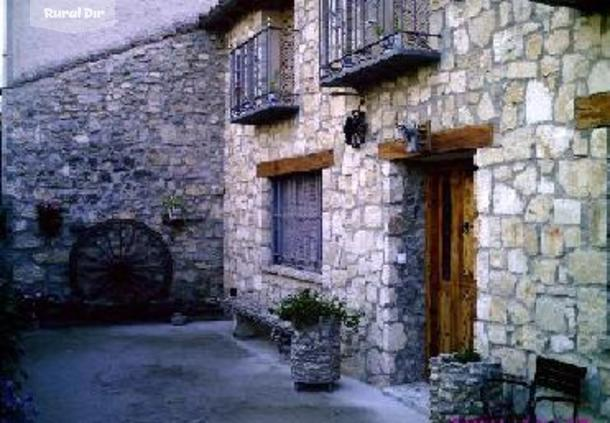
[
  {"left": 230, "top": 26, "right": 299, "bottom": 125},
  {"left": 319, "top": 0, "right": 441, "bottom": 89}
]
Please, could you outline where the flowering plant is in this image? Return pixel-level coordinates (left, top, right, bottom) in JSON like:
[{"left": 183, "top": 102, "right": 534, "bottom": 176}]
[
  {"left": 0, "top": 379, "right": 36, "bottom": 423},
  {"left": 0, "top": 282, "right": 36, "bottom": 422}
]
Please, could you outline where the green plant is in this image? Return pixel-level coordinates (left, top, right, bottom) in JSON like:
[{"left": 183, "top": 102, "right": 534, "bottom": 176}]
[
  {"left": 269, "top": 70, "right": 281, "bottom": 93},
  {"left": 374, "top": 24, "right": 384, "bottom": 38},
  {"left": 272, "top": 289, "right": 360, "bottom": 330},
  {"left": 454, "top": 348, "right": 481, "bottom": 364},
  {"left": 162, "top": 195, "right": 185, "bottom": 211},
  {"left": 0, "top": 282, "right": 29, "bottom": 379},
  {"left": 1, "top": 378, "right": 36, "bottom": 422},
  {"left": 162, "top": 195, "right": 185, "bottom": 219}
]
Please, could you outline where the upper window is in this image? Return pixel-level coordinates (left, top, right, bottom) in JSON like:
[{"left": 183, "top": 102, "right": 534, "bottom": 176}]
[
  {"left": 229, "top": 25, "right": 299, "bottom": 125},
  {"left": 319, "top": 0, "right": 440, "bottom": 88},
  {"left": 272, "top": 172, "right": 323, "bottom": 272}
]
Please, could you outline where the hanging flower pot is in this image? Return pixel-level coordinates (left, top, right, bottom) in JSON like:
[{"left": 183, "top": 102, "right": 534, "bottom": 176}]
[
  {"left": 0, "top": 207, "right": 8, "bottom": 240},
  {"left": 36, "top": 201, "right": 63, "bottom": 238},
  {"left": 162, "top": 195, "right": 186, "bottom": 230}
]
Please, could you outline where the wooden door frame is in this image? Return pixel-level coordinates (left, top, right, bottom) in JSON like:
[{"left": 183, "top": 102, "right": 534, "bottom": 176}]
[{"left": 424, "top": 159, "right": 477, "bottom": 365}]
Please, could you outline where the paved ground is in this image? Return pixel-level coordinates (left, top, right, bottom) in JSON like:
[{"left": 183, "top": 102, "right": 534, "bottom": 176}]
[{"left": 22, "top": 321, "right": 428, "bottom": 423}]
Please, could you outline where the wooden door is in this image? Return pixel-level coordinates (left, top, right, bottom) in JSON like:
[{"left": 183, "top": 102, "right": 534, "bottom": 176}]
[{"left": 425, "top": 167, "right": 476, "bottom": 360}]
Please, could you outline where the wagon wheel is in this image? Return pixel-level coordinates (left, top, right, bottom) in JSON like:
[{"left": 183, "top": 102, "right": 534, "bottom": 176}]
[{"left": 70, "top": 219, "right": 173, "bottom": 305}]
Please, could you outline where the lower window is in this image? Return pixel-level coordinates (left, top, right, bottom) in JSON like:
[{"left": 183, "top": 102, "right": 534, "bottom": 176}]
[{"left": 272, "top": 171, "right": 322, "bottom": 272}]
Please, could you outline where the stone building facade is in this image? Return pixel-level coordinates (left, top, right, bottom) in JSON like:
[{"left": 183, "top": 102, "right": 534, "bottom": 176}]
[
  {"left": 1, "top": 25, "right": 226, "bottom": 304},
  {"left": 0, "top": 0, "right": 608, "bottom": 419},
  {"left": 218, "top": 0, "right": 609, "bottom": 418}
]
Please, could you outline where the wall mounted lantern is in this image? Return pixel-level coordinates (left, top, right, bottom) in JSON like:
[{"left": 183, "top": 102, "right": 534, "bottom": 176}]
[{"left": 344, "top": 100, "right": 367, "bottom": 149}]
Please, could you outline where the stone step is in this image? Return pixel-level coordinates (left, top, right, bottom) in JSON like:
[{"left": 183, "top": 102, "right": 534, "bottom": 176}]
[{"left": 381, "top": 382, "right": 430, "bottom": 417}]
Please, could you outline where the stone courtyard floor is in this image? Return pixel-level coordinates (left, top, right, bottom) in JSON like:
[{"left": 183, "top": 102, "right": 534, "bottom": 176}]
[{"left": 22, "top": 321, "right": 428, "bottom": 423}]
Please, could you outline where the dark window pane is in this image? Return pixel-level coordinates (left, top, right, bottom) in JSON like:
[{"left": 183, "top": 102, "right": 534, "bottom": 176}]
[{"left": 272, "top": 172, "right": 322, "bottom": 272}]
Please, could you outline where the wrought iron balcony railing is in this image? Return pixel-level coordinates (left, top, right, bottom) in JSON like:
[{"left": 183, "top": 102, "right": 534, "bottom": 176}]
[
  {"left": 319, "top": 0, "right": 441, "bottom": 88},
  {"left": 230, "top": 26, "right": 298, "bottom": 125}
]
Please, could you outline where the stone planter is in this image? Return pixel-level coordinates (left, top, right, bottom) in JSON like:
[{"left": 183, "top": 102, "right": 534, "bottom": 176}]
[
  {"left": 290, "top": 318, "right": 341, "bottom": 390},
  {"left": 429, "top": 353, "right": 503, "bottom": 423}
]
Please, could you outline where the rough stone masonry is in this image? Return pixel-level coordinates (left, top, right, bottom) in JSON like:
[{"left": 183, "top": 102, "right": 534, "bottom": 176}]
[
  {"left": 221, "top": 1, "right": 609, "bottom": 419},
  {"left": 1, "top": 26, "right": 226, "bottom": 305}
]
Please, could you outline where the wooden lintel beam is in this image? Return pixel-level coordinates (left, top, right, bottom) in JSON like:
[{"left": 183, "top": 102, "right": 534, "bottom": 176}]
[
  {"left": 378, "top": 124, "right": 494, "bottom": 161},
  {"left": 575, "top": 92, "right": 610, "bottom": 130},
  {"left": 256, "top": 149, "right": 335, "bottom": 178}
]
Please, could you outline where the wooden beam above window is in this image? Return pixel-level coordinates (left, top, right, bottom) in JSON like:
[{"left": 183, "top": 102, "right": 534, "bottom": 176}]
[
  {"left": 378, "top": 124, "right": 494, "bottom": 161},
  {"left": 256, "top": 149, "right": 334, "bottom": 178},
  {"left": 575, "top": 92, "right": 610, "bottom": 130}
]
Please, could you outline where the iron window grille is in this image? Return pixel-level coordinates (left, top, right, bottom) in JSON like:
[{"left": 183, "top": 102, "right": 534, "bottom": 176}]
[
  {"left": 319, "top": 0, "right": 440, "bottom": 87},
  {"left": 272, "top": 172, "right": 323, "bottom": 273},
  {"left": 230, "top": 25, "right": 299, "bottom": 125}
]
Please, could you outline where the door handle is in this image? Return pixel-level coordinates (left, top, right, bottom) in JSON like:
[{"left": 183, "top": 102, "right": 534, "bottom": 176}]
[{"left": 462, "top": 221, "right": 471, "bottom": 234}]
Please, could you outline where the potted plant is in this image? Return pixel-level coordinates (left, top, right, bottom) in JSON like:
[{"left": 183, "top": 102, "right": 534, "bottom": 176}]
[
  {"left": 36, "top": 201, "right": 63, "bottom": 238},
  {"left": 162, "top": 195, "right": 186, "bottom": 229},
  {"left": 374, "top": 23, "right": 385, "bottom": 39},
  {"left": 273, "top": 289, "right": 360, "bottom": 391},
  {"left": 268, "top": 71, "right": 281, "bottom": 103},
  {"left": 429, "top": 349, "right": 503, "bottom": 423}
]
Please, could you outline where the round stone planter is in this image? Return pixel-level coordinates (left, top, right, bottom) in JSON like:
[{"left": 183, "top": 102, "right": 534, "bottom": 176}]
[
  {"left": 429, "top": 353, "right": 503, "bottom": 423},
  {"left": 290, "top": 318, "right": 341, "bottom": 390}
]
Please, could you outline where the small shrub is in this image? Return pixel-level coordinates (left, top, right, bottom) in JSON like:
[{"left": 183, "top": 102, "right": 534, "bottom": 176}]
[
  {"left": 454, "top": 348, "right": 481, "bottom": 364},
  {"left": 0, "top": 283, "right": 28, "bottom": 378},
  {"left": 272, "top": 289, "right": 361, "bottom": 330},
  {"left": 0, "top": 379, "right": 36, "bottom": 423},
  {"left": 0, "top": 282, "right": 36, "bottom": 422}
]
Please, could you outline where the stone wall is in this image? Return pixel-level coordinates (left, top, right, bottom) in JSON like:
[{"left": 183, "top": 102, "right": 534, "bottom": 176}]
[
  {"left": 429, "top": 354, "right": 502, "bottom": 423},
  {"left": 364, "top": 0, "right": 609, "bottom": 417},
  {"left": 1, "top": 28, "right": 226, "bottom": 305},
  {"left": 223, "top": 2, "right": 609, "bottom": 414},
  {"left": 223, "top": 1, "right": 428, "bottom": 384}
]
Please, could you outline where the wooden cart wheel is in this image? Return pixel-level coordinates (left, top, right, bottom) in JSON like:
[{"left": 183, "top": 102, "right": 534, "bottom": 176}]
[{"left": 70, "top": 219, "right": 173, "bottom": 304}]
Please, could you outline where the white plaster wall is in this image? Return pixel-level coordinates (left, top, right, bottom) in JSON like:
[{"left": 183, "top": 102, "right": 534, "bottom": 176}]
[
  {"left": 1, "top": 0, "right": 6, "bottom": 89},
  {"left": 6, "top": 0, "right": 218, "bottom": 83}
]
